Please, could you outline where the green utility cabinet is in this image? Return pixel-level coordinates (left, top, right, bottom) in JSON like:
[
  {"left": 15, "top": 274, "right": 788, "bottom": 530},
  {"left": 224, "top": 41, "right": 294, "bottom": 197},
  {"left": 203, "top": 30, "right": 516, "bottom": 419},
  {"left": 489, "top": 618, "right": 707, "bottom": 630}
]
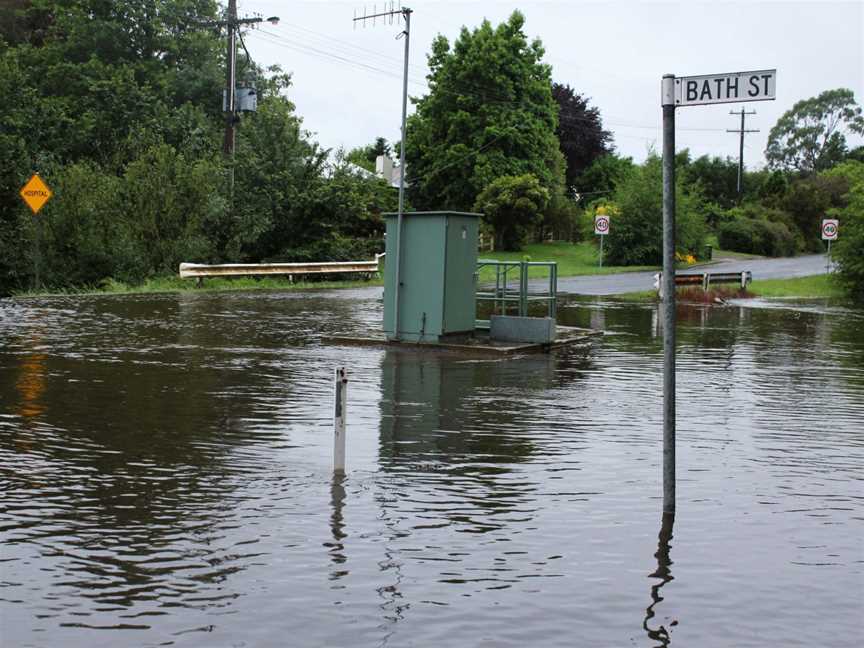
[{"left": 383, "top": 211, "right": 480, "bottom": 343}]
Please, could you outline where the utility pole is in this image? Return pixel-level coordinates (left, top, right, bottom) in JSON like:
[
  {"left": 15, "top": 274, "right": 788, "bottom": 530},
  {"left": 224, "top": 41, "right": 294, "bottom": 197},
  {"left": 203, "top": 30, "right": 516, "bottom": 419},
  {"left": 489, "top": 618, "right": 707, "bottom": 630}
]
[
  {"left": 727, "top": 109, "right": 759, "bottom": 199},
  {"left": 224, "top": 0, "right": 238, "bottom": 159},
  {"left": 198, "top": 5, "right": 279, "bottom": 194},
  {"left": 354, "top": 3, "right": 412, "bottom": 340}
]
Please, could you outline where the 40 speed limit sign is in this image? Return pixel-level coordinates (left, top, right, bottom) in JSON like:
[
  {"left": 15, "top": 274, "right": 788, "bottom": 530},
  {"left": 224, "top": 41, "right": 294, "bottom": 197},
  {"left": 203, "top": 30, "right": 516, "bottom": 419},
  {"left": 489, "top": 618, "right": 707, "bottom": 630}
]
[
  {"left": 821, "top": 219, "right": 839, "bottom": 240},
  {"left": 594, "top": 214, "right": 610, "bottom": 235}
]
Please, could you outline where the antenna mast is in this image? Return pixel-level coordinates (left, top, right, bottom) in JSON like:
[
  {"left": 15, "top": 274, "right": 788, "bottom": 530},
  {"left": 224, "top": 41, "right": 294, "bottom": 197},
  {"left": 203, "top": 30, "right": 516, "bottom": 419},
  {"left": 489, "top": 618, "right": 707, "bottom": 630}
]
[{"left": 354, "top": 3, "right": 413, "bottom": 341}]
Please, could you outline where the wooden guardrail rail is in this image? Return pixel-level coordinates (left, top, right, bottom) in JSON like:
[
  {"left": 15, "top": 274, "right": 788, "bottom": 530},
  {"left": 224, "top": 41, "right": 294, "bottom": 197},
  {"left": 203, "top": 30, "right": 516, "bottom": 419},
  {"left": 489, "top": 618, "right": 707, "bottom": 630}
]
[{"left": 179, "top": 254, "right": 384, "bottom": 283}]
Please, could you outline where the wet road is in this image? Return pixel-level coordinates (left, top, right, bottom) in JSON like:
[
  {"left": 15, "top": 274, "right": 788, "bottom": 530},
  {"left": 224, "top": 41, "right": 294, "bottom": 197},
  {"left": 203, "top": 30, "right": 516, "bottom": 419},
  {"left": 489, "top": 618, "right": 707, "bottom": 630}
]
[
  {"left": 555, "top": 253, "right": 829, "bottom": 295},
  {"left": 1, "top": 289, "right": 862, "bottom": 647}
]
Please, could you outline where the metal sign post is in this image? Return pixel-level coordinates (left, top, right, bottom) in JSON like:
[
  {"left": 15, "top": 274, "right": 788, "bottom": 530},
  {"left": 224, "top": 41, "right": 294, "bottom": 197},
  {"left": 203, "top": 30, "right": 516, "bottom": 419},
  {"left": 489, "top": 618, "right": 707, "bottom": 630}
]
[
  {"left": 660, "top": 68, "right": 776, "bottom": 515},
  {"left": 661, "top": 75, "right": 677, "bottom": 515},
  {"left": 594, "top": 213, "right": 610, "bottom": 268},
  {"left": 20, "top": 174, "right": 53, "bottom": 290},
  {"left": 822, "top": 219, "right": 838, "bottom": 273}
]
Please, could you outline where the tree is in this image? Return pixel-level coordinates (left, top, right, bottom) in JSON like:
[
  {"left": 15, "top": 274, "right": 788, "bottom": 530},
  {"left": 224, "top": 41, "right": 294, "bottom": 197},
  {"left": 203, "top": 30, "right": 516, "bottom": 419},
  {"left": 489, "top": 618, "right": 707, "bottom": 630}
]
[
  {"left": 405, "top": 11, "right": 564, "bottom": 211},
  {"left": 602, "top": 155, "right": 706, "bottom": 266},
  {"left": 681, "top": 154, "right": 740, "bottom": 209},
  {"left": 780, "top": 173, "right": 850, "bottom": 251},
  {"left": 766, "top": 88, "right": 864, "bottom": 174},
  {"left": 826, "top": 161, "right": 864, "bottom": 300},
  {"left": 473, "top": 174, "right": 549, "bottom": 251},
  {"left": 551, "top": 83, "right": 613, "bottom": 192},
  {"left": 575, "top": 153, "right": 634, "bottom": 199},
  {"left": 0, "top": 1, "right": 398, "bottom": 293}
]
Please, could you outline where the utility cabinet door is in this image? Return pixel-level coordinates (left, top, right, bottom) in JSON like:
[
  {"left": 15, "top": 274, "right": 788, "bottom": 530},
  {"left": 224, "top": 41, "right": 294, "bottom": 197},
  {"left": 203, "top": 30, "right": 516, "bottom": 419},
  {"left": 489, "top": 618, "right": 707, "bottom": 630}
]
[
  {"left": 383, "top": 216, "right": 446, "bottom": 338},
  {"left": 443, "top": 215, "right": 479, "bottom": 334}
]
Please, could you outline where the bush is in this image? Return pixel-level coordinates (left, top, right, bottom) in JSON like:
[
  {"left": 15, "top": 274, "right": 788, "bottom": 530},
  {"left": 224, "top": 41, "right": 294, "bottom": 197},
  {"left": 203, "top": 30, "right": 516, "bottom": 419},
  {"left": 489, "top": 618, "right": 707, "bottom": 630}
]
[
  {"left": 602, "top": 155, "right": 706, "bottom": 265},
  {"left": 270, "top": 235, "right": 382, "bottom": 264},
  {"left": 540, "top": 190, "right": 582, "bottom": 242},
  {"left": 829, "top": 163, "right": 864, "bottom": 300},
  {"left": 718, "top": 216, "right": 796, "bottom": 257}
]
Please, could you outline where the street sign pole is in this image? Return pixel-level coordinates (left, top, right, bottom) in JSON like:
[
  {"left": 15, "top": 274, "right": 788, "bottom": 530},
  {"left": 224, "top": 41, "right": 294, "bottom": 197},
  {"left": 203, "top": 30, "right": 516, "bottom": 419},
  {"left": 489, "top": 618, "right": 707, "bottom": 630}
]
[
  {"left": 20, "top": 173, "right": 54, "bottom": 291},
  {"left": 594, "top": 213, "right": 610, "bottom": 268},
  {"left": 661, "top": 74, "right": 676, "bottom": 515},
  {"left": 821, "top": 219, "right": 838, "bottom": 273},
  {"left": 658, "top": 67, "right": 776, "bottom": 515},
  {"left": 599, "top": 234, "right": 604, "bottom": 268}
]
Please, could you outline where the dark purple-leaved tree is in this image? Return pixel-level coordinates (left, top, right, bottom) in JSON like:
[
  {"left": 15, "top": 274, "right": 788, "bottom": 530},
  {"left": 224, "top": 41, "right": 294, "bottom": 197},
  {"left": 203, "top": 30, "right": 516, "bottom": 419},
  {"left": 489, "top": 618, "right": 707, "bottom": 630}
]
[{"left": 552, "top": 82, "right": 614, "bottom": 192}]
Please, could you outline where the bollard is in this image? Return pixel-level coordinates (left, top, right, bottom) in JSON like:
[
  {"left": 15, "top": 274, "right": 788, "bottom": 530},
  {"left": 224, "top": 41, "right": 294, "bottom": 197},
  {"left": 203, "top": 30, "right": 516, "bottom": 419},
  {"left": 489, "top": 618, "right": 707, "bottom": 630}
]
[{"left": 333, "top": 367, "right": 348, "bottom": 473}]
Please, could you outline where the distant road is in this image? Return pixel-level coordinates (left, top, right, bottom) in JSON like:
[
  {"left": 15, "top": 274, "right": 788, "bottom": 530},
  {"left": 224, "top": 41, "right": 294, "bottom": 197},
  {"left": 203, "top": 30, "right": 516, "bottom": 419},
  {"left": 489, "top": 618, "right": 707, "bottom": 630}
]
[{"left": 554, "top": 254, "right": 829, "bottom": 296}]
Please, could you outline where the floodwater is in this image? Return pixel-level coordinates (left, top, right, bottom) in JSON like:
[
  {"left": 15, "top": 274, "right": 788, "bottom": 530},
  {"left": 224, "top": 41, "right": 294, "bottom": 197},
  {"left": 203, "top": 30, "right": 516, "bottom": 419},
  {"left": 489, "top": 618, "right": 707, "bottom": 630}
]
[{"left": 0, "top": 288, "right": 862, "bottom": 648}]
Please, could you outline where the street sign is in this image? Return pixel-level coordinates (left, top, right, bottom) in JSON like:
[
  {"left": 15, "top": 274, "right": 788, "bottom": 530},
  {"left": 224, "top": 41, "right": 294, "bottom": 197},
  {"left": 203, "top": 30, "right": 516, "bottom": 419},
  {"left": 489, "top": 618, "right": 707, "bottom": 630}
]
[
  {"left": 672, "top": 69, "right": 776, "bottom": 107},
  {"left": 822, "top": 219, "right": 839, "bottom": 241},
  {"left": 594, "top": 214, "right": 610, "bottom": 235},
  {"left": 20, "top": 174, "right": 53, "bottom": 215}
]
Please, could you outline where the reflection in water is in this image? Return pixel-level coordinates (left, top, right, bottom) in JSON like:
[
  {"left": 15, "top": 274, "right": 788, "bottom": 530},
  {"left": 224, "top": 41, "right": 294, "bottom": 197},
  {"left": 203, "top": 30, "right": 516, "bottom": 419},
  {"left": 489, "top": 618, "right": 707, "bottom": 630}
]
[
  {"left": 15, "top": 335, "right": 47, "bottom": 420},
  {"left": 327, "top": 474, "right": 348, "bottom": 582},
  {"left": 643, "top": 512, "right": 676, "bottom": 647}
]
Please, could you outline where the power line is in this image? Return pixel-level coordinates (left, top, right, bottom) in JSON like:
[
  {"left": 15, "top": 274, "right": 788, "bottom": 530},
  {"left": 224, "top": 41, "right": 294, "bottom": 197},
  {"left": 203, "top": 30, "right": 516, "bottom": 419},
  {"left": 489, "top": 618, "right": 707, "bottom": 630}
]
[{"left": 250, "top": 28, "right": 736, "bottom": 153}]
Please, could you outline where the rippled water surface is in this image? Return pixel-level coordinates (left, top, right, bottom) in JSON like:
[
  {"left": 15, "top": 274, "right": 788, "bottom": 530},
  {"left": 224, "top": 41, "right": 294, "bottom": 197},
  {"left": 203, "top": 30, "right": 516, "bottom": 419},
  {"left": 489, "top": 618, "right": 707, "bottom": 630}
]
[{"left": 1, "top": 288, "right": 862, "bottom": 647}]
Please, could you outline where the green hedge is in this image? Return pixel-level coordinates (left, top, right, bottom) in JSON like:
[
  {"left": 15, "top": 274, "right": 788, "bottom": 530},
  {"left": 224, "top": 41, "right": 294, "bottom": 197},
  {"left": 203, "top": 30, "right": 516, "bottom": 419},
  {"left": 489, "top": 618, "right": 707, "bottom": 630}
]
[{"left": 718, "top": 218, "right": 796, "bottom": 257}]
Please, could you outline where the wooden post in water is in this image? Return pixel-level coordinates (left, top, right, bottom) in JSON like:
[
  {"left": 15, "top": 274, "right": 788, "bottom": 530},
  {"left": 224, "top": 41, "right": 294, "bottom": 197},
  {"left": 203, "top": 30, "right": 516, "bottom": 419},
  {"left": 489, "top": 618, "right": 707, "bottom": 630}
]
[{"left": 333, "top": 367, "right": 348, "bottom": 474}]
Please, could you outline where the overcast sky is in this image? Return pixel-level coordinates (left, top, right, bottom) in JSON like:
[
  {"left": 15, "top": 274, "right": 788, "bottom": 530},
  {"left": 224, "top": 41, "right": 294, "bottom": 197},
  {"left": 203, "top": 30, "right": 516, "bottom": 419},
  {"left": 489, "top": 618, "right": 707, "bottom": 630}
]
[{"left": 238, "top": 1, "right": 864, "bottom": 168}]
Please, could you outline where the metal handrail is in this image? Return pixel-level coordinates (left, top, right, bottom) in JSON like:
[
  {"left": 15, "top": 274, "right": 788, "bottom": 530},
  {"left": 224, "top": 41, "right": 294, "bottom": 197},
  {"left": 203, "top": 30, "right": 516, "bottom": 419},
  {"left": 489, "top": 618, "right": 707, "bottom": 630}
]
[{"left": 475, "top": 260, "right": 557, "bottom": 329}]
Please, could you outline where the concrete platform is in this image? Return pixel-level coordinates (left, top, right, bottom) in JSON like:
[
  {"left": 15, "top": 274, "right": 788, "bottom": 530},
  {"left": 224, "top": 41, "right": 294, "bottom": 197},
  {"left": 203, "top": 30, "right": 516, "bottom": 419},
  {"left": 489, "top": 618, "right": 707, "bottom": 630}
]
[{"left": 321, "top": 326, "right": 602, "bottom": 356}]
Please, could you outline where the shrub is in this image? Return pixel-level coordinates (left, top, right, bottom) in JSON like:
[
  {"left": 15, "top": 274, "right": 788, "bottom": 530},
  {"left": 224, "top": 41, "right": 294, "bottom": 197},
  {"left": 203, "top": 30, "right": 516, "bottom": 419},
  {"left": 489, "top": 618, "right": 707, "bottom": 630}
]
[
  {"left": 829, "top": 164, "right": 864, "bottom": 300},
  {"left": 602, "top": 155, "right": 706, "bottom": 265},
  {"left": 718, "top": 215, "right": 796, "bottom": 257}
]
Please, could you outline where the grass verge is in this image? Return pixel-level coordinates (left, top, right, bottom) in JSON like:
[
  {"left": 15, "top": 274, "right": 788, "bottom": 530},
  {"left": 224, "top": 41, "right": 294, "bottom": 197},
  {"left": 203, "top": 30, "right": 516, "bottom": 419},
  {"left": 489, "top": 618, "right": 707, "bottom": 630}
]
[
  {"left": 748, "top": 274, "right": 844, "bottom": 298},
  {"left": 13, "top": 275, "right": 382, "bottom": 298},
  {"left": 477, "top": 241, "right": 657, "bottom": 281},
  {"left": 615, "top": 274, "right": 844, "bottom": 301}
]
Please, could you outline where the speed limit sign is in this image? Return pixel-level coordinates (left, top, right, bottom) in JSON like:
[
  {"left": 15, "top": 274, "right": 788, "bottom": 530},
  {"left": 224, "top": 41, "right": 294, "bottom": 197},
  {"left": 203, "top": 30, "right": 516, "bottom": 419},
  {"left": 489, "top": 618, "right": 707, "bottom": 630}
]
[
  {"left": 594, "top": 214, "right": 610, "bottom": 235},
  {"left": 821, "top": 219, "right": 838, "bottom": 240}
]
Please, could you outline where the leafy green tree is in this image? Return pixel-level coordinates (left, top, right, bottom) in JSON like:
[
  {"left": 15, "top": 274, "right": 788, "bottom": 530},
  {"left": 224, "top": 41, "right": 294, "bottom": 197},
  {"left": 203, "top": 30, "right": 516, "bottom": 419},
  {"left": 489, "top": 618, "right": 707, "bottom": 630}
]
[
  {"left": 405, "top": 11, "right": 564, "bottom": 211},
  {"left": 846, "top": 145, "right": 864, "bottom": 164},
  {"left": 473, "top": 174, "right": 549, "bottom": 250},
  {"left": 681, "top": 154, "right": 740, "bottom": 209},
  {"left": 766, "top": 88, "right": 864, "bottom": 174},
  {"left": 827, "top": 161, "right": 864, "bottom": 300},
  {"left": 0, "top": 0, "right": 399, "bottom": 293},
  {"left": 752, "top": 169, "right": 789, "bottom": 205},
  {"left": 576, "top": 153, "right": 634, "bottom": 200},
  {"left": 552, "top": 83, "right": 613, "bottom": 192},
  {"left": 780, "top": 173, "right": 850, "bottom": 251},
  {"left": 602, "top": 155, "right": 706, "bottom": 266}
]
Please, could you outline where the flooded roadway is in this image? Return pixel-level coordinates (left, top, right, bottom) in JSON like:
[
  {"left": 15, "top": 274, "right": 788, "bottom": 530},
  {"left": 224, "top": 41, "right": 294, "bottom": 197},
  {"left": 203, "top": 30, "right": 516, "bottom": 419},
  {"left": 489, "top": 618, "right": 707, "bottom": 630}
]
[{"left": 1, "top": 288, "right": 862, "bottom": 647}]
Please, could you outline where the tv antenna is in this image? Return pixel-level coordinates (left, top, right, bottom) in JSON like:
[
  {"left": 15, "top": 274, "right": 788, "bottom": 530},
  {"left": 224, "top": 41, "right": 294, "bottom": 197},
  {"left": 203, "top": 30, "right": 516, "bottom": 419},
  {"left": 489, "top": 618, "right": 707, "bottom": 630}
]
[{"left": 353, "top": 3, "right": 413, "bottom": 341}]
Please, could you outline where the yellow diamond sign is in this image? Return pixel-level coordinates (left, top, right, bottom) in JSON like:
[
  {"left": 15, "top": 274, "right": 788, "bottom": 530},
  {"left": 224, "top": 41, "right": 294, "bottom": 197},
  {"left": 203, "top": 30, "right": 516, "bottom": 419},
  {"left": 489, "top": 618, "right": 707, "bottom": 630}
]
[{"left": 20, "top": 174, "right": 53, "bottom": 215}]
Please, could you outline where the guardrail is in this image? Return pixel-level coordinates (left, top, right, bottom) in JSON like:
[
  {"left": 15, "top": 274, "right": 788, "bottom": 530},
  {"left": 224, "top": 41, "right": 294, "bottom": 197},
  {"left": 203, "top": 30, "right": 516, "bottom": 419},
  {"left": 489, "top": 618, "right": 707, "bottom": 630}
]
[
  {"left": 655, "top": 270, "right": 752, "bottom": 295},
  {"left": 179, "top": 254, "right": 384, "bottom": 283}
]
